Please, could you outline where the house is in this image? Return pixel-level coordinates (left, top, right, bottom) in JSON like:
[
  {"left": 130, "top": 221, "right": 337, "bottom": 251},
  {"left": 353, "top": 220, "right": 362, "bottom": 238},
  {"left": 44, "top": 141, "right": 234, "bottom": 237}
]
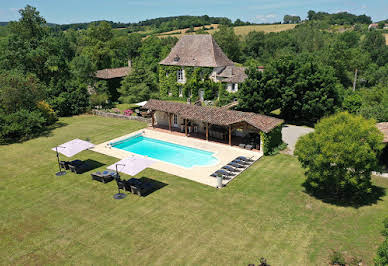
[
  {"left": 94, "top": 60, "right": 132, "bottom": 101},
  {"left": 368, "top": 23, "right": 378, "bottom": 30},
  {"left": 159, "top": 35, "right": 247, "bottom": 98},
  {"left": 144, "top": 99, "right": 284, "bottom": 152}
]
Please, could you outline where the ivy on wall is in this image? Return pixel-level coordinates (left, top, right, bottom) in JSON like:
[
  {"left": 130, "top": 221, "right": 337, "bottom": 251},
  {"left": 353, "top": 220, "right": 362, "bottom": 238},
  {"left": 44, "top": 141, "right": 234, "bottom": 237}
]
[
  {"left": 159, "top": 65, "right": 217, "bottom": 100},
  {"left": 260, "top": 124, "right": 285, "bottom": 155}
]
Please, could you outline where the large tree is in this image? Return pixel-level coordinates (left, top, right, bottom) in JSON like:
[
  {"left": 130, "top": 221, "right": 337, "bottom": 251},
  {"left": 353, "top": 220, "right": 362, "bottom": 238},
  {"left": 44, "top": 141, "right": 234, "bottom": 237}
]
[
  {"left": 212, "top": 25, "right": 242, "bottom": 62},
  {"left": 295, "top": 112, "right": 384, "bottom": 202}
]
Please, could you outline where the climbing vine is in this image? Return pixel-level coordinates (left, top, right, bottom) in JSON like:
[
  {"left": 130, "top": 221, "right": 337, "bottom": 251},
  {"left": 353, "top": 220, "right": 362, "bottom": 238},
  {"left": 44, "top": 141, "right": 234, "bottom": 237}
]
[
  {"left": 159, "top": 65, "right": 216, "bottom": 100},
  {"left": 260, "top": 124, "right": 285, "bottom": 155}
]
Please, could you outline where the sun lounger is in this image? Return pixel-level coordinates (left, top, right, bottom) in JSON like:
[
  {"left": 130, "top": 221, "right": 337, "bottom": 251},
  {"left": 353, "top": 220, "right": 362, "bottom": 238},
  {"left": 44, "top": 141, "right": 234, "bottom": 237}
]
[
  {"left": 236, "top": 156, "right": 254, "bottom": 162},
  {"left": 211, "top": 169, "right": 233, "bottom": 178},
  {"left": 222, "top": 165, "right": 239, "bottom": 172},
  {"left": 227, "top": 162, "right": 245, "bottom": 168},
  {"left": 232, "top": 159, "right": 250, "bottom": 165}
]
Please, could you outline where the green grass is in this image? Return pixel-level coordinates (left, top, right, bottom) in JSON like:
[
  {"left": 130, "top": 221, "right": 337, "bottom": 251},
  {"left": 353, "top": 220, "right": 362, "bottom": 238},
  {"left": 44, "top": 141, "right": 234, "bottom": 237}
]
[{"left": 1, "top": 115, "right": 387, "bottom": 265}]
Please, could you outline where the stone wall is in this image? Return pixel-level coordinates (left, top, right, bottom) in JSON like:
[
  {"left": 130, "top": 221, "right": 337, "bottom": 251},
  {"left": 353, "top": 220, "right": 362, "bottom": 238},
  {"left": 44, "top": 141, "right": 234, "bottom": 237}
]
[{"left": 92, "top": 110, "right": 151, "bottom": 123}]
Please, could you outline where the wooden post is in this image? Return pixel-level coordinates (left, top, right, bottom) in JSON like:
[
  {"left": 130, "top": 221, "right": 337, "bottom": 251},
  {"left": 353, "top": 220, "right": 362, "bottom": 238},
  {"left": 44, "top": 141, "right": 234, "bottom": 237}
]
[
  {"left": 151, "top": 112, "right": 155, "bottom": 128},
  {"left": 206, "top": 123, "right": 209, "bottom": 141},
  {"left": 185, "top": 119, "right": 188, "bottom": 136},
  {"left": 228, "top": 125, "right": 232, "bottom": 146},
  {"left": 168, "top": 113, "right": 172, "bottom": 131}
]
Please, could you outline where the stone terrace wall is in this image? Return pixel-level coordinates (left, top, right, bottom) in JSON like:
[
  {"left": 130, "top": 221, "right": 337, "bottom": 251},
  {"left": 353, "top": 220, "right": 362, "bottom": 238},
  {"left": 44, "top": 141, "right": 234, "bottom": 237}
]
[{"left": 92, "top": 110, "right": 151, "bottom": 123}]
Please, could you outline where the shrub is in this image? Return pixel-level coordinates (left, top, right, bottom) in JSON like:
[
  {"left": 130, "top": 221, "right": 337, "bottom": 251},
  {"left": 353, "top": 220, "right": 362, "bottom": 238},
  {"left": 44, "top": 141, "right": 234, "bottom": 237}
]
[
  {"left": 36, "top": 100, "right": 57, "bottom": 125},
  {"left": 0, "top": 110, "right": 46, "bottom": 143},
  {"left": 375, "top": 239, "right": 388, "bottom": 265},
  {"left": 90, "top": 93, "right": 109, "bottom": 108},
  {"left": 329, "top": 250, "right": 346, "bottom": 266},
  {"left": 295, "top": 112, "right": 384, "bottom": 201}
]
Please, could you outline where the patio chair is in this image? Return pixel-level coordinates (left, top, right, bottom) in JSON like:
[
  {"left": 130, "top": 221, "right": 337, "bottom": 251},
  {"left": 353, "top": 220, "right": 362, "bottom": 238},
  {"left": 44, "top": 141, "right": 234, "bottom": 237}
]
[
  {"left": 239, "top": 144, "right": 246, "bottom": 149},
  {"left": 115, "top": 177, "right": 125, "bottom": 190},
  {"left": 245, "top": 144, "right": 253, "bottom": 150},
  {"left": 60, "top": 160, "right": 70, "bottom": 170},
  {"left": 68, "top": 160, "right": 88, "bottom": 174},
  {"left": 124, "top": 178, "right": 142, "bottom": 192},
  {"left": 130, "top": 183, "right": 153, "bottom": 196}
]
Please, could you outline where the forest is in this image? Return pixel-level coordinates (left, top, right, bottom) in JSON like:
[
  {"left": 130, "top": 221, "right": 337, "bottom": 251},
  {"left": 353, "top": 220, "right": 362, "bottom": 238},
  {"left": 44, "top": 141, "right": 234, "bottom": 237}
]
[{"left": 0, "top": 5, "right": 387, "bottom": 143}]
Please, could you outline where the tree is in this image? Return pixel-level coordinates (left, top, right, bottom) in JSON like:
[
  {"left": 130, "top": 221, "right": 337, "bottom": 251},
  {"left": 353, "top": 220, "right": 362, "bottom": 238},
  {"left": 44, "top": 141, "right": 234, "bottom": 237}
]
[
  {"left": 0, "top": 70, "right": 44, "bottom": 113},
  {"left": 295, "top": 112, "right": 384, "bottom": 202},
  {"left": 273, "top": 55, "right": 342, "bottom": 123},
  {"left": 244, "top": 31, "right": 265, "bottom": 58},
  {"left": 213, "top": 25, "right": 242, "bottom": 62},
  {"left": 236, "top": 67, "right": 281, "bottom": 113},
  {"left": 118, "top": 61, "right": 158, "bottom": 103}
]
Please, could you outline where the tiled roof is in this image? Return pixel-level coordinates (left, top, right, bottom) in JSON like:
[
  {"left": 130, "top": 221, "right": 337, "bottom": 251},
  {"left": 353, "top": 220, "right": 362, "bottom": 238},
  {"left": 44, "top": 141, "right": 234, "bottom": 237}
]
[
  {"left": 159, "top": 35, "right": 234, "bottom": 67},
  {"left": 95, "top": 66, "right": 131, "bottom": 79},
  {"left": 217, "top": 65, "right": 248, "bottom": 83},
  {"left": 377, "top": 122, "right": 388, "bottom": 143},
  {"left": 144, "top": 99, "right": 283, "bottom": 133}
]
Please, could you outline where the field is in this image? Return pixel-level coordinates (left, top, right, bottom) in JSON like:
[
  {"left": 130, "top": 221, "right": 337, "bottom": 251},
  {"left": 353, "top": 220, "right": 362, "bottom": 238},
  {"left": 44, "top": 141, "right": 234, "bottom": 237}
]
[
  {"left": 1, "top": 115, "right": 387, "bottom": 265},
  {"left": 156, "top": 23, "right": 296, "bottom": 38}
]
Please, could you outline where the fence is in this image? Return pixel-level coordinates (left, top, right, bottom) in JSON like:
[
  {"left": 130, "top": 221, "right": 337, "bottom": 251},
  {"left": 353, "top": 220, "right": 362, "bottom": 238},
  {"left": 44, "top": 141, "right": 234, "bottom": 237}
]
[{"left": 91, "top": 110, "right": 151, "bottom": 123}]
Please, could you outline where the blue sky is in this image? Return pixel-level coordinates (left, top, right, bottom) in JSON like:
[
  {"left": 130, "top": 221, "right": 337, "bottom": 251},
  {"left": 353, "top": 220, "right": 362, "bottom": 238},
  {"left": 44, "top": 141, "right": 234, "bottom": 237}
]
[{"left": 0, "top": 0, "right": 387, "bottom": 24}]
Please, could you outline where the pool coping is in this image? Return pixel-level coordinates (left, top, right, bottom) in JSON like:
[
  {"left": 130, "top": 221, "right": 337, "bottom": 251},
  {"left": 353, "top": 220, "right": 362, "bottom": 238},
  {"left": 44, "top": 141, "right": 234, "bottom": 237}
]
[{"left": 91, "top": 129, "right": 263, "bottom": 188}]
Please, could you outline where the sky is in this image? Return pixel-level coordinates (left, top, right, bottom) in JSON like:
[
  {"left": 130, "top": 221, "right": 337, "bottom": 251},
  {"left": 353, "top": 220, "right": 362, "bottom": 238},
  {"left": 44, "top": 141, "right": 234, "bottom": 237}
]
[{"left": 0, "top": 0, "right": 387, "bottom": 24}]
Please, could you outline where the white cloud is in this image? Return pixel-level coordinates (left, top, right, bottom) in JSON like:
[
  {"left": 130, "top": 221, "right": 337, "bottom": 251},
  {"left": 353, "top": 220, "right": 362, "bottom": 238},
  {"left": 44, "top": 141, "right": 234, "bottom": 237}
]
[{"left": 255, "top": 13, "right": 277, "bottom": 21}]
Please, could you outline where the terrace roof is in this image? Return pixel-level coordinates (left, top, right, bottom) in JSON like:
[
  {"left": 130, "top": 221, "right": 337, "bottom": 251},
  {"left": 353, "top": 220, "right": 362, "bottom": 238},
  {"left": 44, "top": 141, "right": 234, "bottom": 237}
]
[
  {"left": 144, "top": 99, "right": 283, "bottom": 133},
  {"left": 95, "top": 66, "right": 131, "bottom": 79}
]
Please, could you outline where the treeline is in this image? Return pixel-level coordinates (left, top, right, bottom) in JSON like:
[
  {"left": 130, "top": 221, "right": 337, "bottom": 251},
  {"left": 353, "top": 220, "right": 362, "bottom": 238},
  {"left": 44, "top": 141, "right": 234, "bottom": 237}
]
[
  {"left": 47, "top": 15, "right": 252, "bottom": 33},
  {"left": 307, "top": 10, "right": 372, "bottom": 25}
]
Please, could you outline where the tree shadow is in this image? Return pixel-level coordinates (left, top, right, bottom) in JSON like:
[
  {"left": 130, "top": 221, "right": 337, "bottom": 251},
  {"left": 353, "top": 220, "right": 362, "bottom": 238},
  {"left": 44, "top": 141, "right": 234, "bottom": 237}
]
[{"left": 302, "top": 184, "right": 386, "bottom": 208}]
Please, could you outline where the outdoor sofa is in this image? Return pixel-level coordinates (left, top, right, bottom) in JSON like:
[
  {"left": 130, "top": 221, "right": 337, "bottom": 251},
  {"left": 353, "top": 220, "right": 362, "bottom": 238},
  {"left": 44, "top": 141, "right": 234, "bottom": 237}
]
[{"left": 91, "top": 170, "right": 117, "bottom": 183}]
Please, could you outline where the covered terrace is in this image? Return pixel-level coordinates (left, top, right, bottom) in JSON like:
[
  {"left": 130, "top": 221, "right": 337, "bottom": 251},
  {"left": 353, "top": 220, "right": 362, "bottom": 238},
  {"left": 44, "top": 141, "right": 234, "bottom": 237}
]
[{"left": 143, "top": 99, "right": 284, "bottom": 151}]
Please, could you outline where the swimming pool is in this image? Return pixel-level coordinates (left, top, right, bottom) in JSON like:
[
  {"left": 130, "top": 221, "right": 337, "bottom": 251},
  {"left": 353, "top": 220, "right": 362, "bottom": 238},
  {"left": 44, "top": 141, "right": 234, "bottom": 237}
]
[{"left": 111, "top": 135, "right": 219, "bottom": 168}]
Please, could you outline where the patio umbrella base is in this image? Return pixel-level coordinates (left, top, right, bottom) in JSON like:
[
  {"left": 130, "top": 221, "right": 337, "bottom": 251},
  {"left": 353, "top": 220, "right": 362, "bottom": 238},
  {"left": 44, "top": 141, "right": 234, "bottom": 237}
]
[
  {"left": 56, "top": 171, "right": 66, "bottom": 176},
  {"left": 113, "top": 193, "right": 127, "bottom": 200}
]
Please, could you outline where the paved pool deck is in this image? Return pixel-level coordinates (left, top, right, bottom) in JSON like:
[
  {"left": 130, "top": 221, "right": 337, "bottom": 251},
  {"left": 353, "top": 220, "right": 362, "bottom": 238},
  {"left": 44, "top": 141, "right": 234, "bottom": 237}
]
[{"left": 91, "top": 128, "right": 262, "bottom": 188}]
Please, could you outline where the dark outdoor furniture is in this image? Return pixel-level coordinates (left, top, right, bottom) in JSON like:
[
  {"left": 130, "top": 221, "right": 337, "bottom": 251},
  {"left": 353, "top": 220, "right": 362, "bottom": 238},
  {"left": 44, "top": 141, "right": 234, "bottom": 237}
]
[
  {"left": 115, "top": 177, "right": 126, "bottom": 190},
  {"left": 130, "top": 183, "right": 153, "bottom": 196},
  {"left": 227, "top": 162, "right": 245, "bottom": 168},
  {"left": 91, "top": 170, "right": 117, "bottom": 183},
  {"left": 236, "top": 156, "right": 254, "bottom": 162},
  {"left": 232, "top": 159, "right": 249, "bottom": 166},
  {"left": 210, "top": 169, "right": 233, "bottom": 178},
  {"left": 68, "top": 160, "right": 89, "bottom": 174},
  {"left": 60, "top": 160, "right": 70, "bottom": 170},
  {"left": 245, "top": 144, "right": 253, "bottom": 150},
  {"left": 222, "top": 165, "right": 238, "bottom": 172}
]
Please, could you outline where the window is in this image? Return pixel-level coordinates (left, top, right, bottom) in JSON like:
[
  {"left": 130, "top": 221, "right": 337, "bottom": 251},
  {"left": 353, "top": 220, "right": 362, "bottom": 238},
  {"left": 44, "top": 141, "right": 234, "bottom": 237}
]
[
  {"left": 179, "top": 87, "right": 183, "bottom": 97},
  {"left": 173, "top": 114, "right": 178, "bottom": 125},
  {"left": 233, "top": 83, "right": 238, "bottom": 92},
  {"left": 177, "top": 68, "right": 184, "bottom": 82}
]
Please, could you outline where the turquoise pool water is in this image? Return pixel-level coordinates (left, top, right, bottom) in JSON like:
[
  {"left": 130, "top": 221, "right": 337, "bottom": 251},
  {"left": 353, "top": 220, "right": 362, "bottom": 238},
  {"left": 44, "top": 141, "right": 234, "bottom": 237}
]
[{"left": 112, "top": 135, "right": 218, "bottom": 168}]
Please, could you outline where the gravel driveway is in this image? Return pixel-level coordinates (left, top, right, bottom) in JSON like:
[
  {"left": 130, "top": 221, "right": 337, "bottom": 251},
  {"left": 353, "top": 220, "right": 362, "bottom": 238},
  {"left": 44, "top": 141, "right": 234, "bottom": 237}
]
[{"left": 282, "top": 125, "right": 314, "bottom": 155}]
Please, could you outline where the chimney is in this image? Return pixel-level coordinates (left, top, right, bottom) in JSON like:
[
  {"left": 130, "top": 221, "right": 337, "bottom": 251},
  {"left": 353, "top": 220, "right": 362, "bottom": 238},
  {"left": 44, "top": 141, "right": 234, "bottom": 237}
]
[{"left": 128, "top": 59, "right": 132, "bottom": 67}]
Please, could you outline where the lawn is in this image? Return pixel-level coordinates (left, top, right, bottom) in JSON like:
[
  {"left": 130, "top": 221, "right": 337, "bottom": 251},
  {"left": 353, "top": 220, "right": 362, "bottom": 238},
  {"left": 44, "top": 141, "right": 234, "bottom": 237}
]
[{"left": 1, "top": 115, "right": 387, "bottom": 265}]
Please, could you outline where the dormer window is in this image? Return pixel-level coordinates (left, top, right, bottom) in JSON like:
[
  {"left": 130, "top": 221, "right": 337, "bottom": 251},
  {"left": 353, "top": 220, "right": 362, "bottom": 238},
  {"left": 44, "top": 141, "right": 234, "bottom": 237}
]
[
  {"left": 177, "top": 68, "right": 185, "bottom": 83},
  {"left": 174, "top": 55, "right": 180, "bottom": 62}
]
